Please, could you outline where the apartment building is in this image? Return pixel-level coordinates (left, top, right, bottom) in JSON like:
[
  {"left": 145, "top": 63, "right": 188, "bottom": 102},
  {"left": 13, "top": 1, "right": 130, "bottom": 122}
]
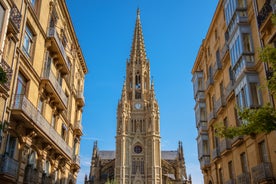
[
  {"left": 192, "top": 0, "right": 276, "bottom": 183},
  {"left": 0, "top": 0, "right": 87, "bottom": 183}
]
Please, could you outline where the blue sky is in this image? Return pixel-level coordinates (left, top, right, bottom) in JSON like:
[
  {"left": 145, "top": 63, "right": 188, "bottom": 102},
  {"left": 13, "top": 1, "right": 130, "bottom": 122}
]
[{"left": 66, "top": 1, "right": 218, "bottom": 183}]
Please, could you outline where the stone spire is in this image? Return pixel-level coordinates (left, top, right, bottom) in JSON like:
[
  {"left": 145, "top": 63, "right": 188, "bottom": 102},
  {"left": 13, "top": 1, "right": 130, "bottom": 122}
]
[{"left": 130, "top": 8, "right": 147, "bottom": 62}]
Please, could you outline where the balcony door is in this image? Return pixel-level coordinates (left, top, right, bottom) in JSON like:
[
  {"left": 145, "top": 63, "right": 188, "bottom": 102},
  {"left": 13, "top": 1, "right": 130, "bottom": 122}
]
[{"left": 14, "top": 73, "right": 27, "bottom": 108}]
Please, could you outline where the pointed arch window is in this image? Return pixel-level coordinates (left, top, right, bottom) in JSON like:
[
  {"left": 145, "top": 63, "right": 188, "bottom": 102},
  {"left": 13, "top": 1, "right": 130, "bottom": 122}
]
[{"left": 135, "top": 72, "right": 141, "bottom": 89}]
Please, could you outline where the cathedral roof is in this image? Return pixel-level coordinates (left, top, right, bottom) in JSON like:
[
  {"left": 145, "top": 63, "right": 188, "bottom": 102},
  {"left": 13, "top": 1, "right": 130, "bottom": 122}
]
[
  {"left": 161, "top": 151, "right": 178, "bottom": 160},
  {"left": 98, "top": 150, "right": 178, "bottom": 161},
  {"left": 99, "top": 151, "right": 115, "bottom": 160}
]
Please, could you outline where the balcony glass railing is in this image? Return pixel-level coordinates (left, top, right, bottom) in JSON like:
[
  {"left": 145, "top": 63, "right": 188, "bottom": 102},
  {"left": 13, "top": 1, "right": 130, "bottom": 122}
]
[
  {"left": 47, "top": 27, "right": 71, "bottom": 70},
  {"left": 0, "top": 154, "right": 18, "bottom": 178},
  {"left": 12, "top": 95, "right": 72, "bottom": 158},
  {"left": 43, "top": 69, "right": 68, "bottom": 106}
]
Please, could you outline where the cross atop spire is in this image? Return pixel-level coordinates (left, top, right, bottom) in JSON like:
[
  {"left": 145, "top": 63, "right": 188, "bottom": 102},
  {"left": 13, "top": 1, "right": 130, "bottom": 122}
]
[{"left": 130, "top": 8, "right": 147, "bottom": 62}]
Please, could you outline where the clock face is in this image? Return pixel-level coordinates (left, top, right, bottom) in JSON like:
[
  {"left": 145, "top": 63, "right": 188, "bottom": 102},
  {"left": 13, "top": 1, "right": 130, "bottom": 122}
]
[{"left": 135, "top": 103, "right": 142, "bottom": 109}]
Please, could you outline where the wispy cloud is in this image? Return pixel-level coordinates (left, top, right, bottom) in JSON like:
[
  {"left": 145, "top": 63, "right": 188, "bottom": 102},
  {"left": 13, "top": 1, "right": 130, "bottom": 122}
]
[{"left": 81, "top": 136, "right": 102, "bottom": 141}]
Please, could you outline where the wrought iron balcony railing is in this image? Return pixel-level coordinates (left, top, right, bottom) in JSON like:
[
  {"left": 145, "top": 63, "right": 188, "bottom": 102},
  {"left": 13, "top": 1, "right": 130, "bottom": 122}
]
[
  {"left": 0, "top": 58, "right": 12, "bottom": 91},
  {"left": 47, "top": 27, "right": 71, "bottom": 73},
  {"left": 42, "top": 69, "right": 68, "bottom": 106},
  {"left": 73, "top": 155, "right": 80, "bottom": 166},
  {"left": 236, "top": 172, "right": 251, "bottom": 184},
  {"left": 12, "top": 95, "right": 72, "bottom": 158},
  {"left": 252, "top": 162, "right": 273, "bottom": 183},
  {"left": 0, "top": 154, "right": 18, "bottom": 179},
  {"left": 9, "top": 5, "right": 22, "bottom": 32},
  {"left": 257, "top": 0, "right": 272, "bottom": 28}
]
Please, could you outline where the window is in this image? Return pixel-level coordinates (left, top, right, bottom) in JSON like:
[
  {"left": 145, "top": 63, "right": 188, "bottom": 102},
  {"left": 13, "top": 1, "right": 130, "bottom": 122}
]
[
  {"left": 28, "top": 151, "right": 37, "bottom": 169},
  {"left": 242, "top": 33, "right": 253, "bottom": 53},
  {"left": 37, "top": 97, "right": 44, "bottom": 113},
  {"left": 134, "top": 145, "right": 142, "bottom": 154},
  {"left": 132, "top": 157, "right": 144, "bottom": 174},
  {"left": 240, "top": 152, "right": 247, "bottom": 173},
  {"left": 259, "top": 141, "right": 269, "bottom": 162},
  {"left": 61, "top": 124, "right": 67, "bottom": 140},
  {"left": 14, "top": 73, "right": 27, "bottom": 108},
  {"left": 7, "top": 136, "right": 16, "bottom": 158},
  {"left": 51, "top": 114, "right": 56, "bottom": 127},
  {"left": 228, "top": 161, "right": 234, "bottom": 180},
  {"left": 200, "top": 108, "right": 206, "bottom": 121},
  {"left": 218, "top": 168, "right": 223, "bottom": 184},
  {"left": 135, "top": 73, "right": 141, "bottom": 89},
  {"left": 250, "top": 83, "right": 261, "bottom": 107},
  {"left": 23, "top": 25, "right": 34, "bottom": 57},
  {"left": 30, "top": 0, "right": 39, "bottom": 13},
  {"left": 44, "top": 160, "right": 51, "bottom": 176},
  {"left": 203, "top": 140, "right": 209, "bottom": 155},
  {"left": 198, "top": 77, "right": 203, "bottom": 91},
  {"left": 0, "top": 3, "right": 5, "bottom": 35}
]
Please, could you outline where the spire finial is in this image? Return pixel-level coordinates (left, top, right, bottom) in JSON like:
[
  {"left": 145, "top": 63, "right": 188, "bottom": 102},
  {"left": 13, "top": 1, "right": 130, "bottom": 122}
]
[{"left": 137, "top": 8, "right": 140, "bottom": 18}]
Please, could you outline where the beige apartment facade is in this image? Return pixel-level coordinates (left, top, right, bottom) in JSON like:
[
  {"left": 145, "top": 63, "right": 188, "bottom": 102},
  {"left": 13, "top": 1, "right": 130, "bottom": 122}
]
[
  {"left": 0, "top": 0, "right": 87, "bottom": 183},
  {"left": 192, "top": 0, "right": 276, "bottom": 184}
]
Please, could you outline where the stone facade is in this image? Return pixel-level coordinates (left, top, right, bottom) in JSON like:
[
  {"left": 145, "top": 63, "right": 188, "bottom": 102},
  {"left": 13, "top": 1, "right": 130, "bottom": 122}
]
[
  {"left": 192, "top": 0, "right": 276, "bottom": 184},
  {"left": 85, "top": 10, "right": 191, "bottom": 184},
  {"left": 0, "top": 0, "right": 87, "bottom": 183}
]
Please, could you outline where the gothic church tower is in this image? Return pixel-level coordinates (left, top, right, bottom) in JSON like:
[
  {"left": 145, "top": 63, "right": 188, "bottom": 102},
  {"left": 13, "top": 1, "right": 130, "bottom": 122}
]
[{"left": 115, "top": 9, "right": 162, "bottom": 184}]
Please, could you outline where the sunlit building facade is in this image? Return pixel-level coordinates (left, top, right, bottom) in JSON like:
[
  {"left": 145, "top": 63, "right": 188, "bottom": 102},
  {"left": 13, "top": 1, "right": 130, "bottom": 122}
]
[
  {"left": 0, "top": 0, "right": 87, "bottom": 183},
  {"left": 192, "top": 0, "right": 276, "bottom": 183}
]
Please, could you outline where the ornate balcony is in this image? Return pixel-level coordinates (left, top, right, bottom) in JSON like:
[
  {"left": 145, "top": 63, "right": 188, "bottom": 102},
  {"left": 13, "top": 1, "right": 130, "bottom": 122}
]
[
  {"left": 46, "top": 27, "right": 70, "bottom": 74},
  {"left": 74, "top": 121, "right": 83, "bottom": 136},
  {"left": 24, "top": 165, "right": 39, "bottom": 183},
  {"left": 252, "top": 162, "right": 274, "bottom": 183},
  {"left": 41, "top": 69, "right": 68, "bottom": 109},
  {"left": 76, "top": 90, "right": 85, "bottom": 107},
  {"left": 0, "top": 154, "right": 18, "bottom": 181},
  {"left": 11, "top": 95, "right": 72, "bottom": 158},
  {"left": 8, "top": 5, "right": 22, "bottom": 34},
  {"left": 199, "top": 156, "right": 210, "bottom": 170},
  {"left": 211, "top": 147, "right": 220, "bottom": 160},
  {"left": 0, "top": 58, "right": 12, "bottom": 92},
  {"left": 257, "top": 0, "right": 272, "bottom": 28},
  {"left": 220, "top": 138, "right": 231, "bottom": 155},
  {"left": 73, "top": 155, "right": 80, "bottom": 166},
  {"left": 236, "top": 172, "right": 251, "bottom": 184}
]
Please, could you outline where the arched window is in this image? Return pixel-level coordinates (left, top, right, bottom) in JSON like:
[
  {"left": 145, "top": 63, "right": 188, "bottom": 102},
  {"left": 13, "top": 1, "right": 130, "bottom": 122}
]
[
  {"left": 135, "top": 72, "right": 141, "bottom": 89},
  {"left": 28, "top": 151, "right": 37, "bottom": 169}
]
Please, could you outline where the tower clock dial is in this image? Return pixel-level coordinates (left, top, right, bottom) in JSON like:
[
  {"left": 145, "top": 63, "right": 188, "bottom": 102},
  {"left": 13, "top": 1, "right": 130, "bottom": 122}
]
[{"left": 134, "top": 103, "right": 142, "bottom": 109}]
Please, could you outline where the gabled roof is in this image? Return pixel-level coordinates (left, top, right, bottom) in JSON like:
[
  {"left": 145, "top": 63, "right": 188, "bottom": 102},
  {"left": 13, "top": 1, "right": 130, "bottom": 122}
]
[{"left": 99, "top": 151, "right": 115, "bottom": 160}]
